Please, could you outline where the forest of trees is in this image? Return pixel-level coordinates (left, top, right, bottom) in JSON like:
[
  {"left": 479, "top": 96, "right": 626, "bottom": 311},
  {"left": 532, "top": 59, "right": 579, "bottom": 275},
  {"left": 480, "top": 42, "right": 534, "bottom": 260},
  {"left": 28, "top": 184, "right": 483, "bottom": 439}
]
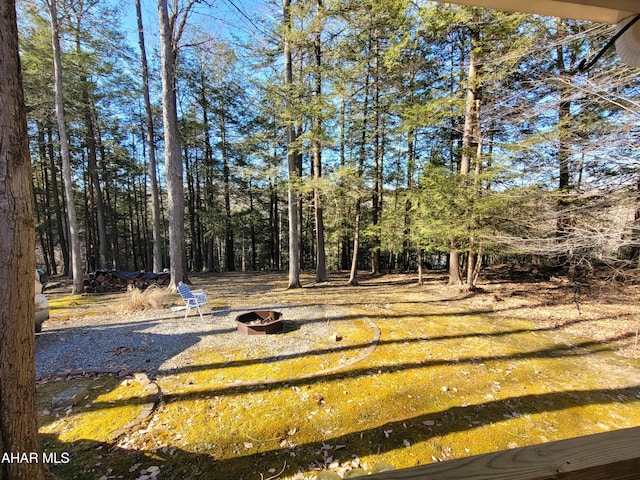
[{"left": 18, "top": 0, "right": 640, "bottom": 291}]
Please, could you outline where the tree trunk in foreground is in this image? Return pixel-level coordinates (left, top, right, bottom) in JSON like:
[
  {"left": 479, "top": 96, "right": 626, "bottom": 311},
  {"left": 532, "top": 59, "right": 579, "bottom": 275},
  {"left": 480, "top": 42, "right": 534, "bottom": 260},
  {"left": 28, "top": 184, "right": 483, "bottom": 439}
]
[{"left": 0, "top": 1, "right": 48, "bottom": 478}]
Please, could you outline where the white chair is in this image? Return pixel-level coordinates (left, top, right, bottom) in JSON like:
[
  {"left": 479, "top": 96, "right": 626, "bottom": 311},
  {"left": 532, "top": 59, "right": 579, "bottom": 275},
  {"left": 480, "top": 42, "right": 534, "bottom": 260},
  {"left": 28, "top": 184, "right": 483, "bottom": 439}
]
[{"left": 177, "top": 282, "right": 208, "bottom": 320}]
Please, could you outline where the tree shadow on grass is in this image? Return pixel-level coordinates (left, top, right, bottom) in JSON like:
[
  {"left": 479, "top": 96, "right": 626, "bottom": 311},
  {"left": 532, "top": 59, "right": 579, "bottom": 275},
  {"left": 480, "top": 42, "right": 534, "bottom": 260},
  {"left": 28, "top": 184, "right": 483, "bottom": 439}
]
[
  {"left": 77, "top": 331, "right": 634, "bottom": 412},
  {"left": 204, "top": 383, "right": 640, "bottom": 477},
  {"left": 157, "top": 317, "right": 624, "bottom": 377},
  {"left": 36, "top": 305, "right": 640, "bottom": 478},
  {"left": 39, "top": 383, "right": 640, "bottom": 480},
  {"left": 36, "top": 293, "right": 634, "bottom": 392}
]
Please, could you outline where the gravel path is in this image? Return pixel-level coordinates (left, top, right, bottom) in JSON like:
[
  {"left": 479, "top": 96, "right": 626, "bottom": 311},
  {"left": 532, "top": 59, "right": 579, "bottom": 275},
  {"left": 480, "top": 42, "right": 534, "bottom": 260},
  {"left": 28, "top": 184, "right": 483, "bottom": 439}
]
[{"left": 35, "top": 303, "right": 376, "bottom": 380}]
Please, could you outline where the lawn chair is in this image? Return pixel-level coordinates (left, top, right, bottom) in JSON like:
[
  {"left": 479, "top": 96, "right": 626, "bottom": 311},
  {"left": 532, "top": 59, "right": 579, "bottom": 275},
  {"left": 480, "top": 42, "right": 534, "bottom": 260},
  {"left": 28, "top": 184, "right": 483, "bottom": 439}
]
[{"left": 177, "top": 282, "right": 209, "bottom": 320}]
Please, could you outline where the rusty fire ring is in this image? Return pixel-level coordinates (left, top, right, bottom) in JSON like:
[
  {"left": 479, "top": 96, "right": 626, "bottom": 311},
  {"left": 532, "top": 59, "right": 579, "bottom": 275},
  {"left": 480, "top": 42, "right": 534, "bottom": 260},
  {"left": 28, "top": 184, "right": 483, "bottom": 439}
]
[{"left": 225, "top": 311, "right": 381, "bottom": 388}]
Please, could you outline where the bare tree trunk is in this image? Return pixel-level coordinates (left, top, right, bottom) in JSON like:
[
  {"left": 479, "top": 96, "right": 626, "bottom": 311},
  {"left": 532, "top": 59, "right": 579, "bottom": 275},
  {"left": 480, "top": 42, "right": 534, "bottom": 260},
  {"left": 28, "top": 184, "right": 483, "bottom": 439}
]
[
  {"left": 201, "top": 85, "right": 214, "bottom": 272},
  {"left": 220, "top": 106, "right": 235, "bottom": 272},
  {"left": 284, "top": 0, "right": 301, "bottom": 288},
  {"left": 47, "top": 0, "right": 83, "bottom": 294},
  {"left": 403, "top": 126, "right": 415, "bottom": 271},
  {"left": 158, "top": 0, "right": 189, "bottom": 289},
  {"left": 557, "top": 89, "right": 572, "bottom": 232},
  {"left": 137, "top": 0, "right": 163, "bottom": 273},
  {"left": 371, "top": 37, "right": 381, "bottom": 275},
  {"left": 46, "top": 123, "right": 68, "bottom": 274},
  {"left": 78, "top": 70, "right": 108, "bottom": 272},
  {"left": 347, "top": 200, "right": 361, "bottom": 286},
  {"left": 185, "top": 148, "right": 196, "bottom": 271},
  {"left": 36, "top": 123, "right": 57, "bottom": 274},
  {"left": 466, "top": 98, "right": 483, "bottom": 290},
  {"left": 554, "top": 21, "right": 576, "bottom": 274},
  {"left": 0, "top": 1, "right": 48, "bottom": 477},
  {"left": 313, "top": 149, "right": 327, "bottom": 281},
  {"left": 313, "top": 0, "right": 327, "bottom": 283},
  {"left": 193, "top": 171, "right": 203, "bottom": 271},
  {"left": 83, "top": 100, "right": 108, "bottom": 269},
  {"left": 339, "top": 93, "right": 350, "bottom": 271},
  {"left": 249, "top": 181, "right": 257, "bottom": 271},
  {"left": 126, "top": 175, "right": 139, "bottom": 270},
  {"left": 269, "top": 166, "right": 280, "bottom": 270},
  {"left": 448, "top": 248, "right": 462, "bottom": 285},
  {"left": 348, "top": 46, "right": 371, "bottom": 286},
  {"left": 451, "top": 15, "right": 478, "bottom": 288}
]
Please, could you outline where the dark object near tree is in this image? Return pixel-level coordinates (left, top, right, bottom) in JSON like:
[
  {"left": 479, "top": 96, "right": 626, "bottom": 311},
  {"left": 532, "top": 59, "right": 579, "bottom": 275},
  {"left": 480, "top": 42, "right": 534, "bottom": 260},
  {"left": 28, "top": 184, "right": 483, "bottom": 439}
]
[
  {"left": 84, "top": 269, "right": 170, "bottom": 293},
  {"left": 35, "top": 270, "right": 49, "bottom": 333},
  {"left": 577, "top": 14, "right": 640, "bottom": 72},
  {"left": 236, "top": 311, "right": 283, "bottom": 335},
  {"left": 37, "top": 268, "right": 48, "bottom": 289}
]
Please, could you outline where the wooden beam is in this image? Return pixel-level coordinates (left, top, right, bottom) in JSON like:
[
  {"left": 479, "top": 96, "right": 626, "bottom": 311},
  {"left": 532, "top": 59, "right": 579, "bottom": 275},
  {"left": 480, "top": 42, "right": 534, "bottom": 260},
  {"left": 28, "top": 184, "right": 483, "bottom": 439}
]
[
  {"left": 366, "top": 426, "right": 640, "bottom": 479},
  {"left": 438, "top": 0, "right": 640, "bottom": 23}
]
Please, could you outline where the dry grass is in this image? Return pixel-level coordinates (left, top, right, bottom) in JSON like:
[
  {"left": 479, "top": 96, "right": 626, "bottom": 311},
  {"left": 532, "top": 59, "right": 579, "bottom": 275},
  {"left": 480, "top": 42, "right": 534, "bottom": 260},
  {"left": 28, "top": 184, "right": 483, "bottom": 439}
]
[
  {"left": 114, "top": 285, "right": 176, "bottom": 313},
  {"left": 37, "top": 270, "right": 640, "bottom": 480}
]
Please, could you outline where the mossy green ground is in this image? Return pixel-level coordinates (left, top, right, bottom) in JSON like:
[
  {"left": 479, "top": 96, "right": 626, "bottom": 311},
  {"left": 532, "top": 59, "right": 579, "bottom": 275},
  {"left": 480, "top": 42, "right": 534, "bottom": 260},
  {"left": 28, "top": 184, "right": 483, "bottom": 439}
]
[
  {"left": 38, "top": 272, "right": 640, "bottom": 479},
  {"left": 47, "top": 294, "right": 119, "bottom": 321}
]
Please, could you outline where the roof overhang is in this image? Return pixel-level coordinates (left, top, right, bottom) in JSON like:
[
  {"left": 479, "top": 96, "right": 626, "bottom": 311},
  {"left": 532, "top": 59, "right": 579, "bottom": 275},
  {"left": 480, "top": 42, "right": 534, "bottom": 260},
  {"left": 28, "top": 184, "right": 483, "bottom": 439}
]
[{"left": 435, "top": 0, "right": 640, "bottom": 24}]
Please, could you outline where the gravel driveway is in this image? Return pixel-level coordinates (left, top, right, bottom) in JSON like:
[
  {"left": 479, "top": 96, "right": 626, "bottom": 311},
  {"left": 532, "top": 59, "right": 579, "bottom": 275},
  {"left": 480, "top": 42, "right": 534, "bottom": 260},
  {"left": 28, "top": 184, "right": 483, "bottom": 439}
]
[{"left": 35, "top": 303, "right": 367, "bottom": 379}]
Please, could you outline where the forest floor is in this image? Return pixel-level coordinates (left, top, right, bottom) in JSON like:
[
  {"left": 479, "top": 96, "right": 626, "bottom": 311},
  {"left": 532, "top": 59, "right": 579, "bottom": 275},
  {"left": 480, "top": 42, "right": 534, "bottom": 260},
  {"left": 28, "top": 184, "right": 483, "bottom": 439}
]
[{"left": 36, "top": 268, "right": 640, "bottom": 479}]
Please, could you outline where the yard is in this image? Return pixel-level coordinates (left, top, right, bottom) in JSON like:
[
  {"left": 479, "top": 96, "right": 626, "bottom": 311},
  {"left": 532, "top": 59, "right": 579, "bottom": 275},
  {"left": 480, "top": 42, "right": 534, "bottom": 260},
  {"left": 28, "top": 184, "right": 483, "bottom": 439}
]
[{"left": 36, "top": 270, "right": 640, "bottom": 479}]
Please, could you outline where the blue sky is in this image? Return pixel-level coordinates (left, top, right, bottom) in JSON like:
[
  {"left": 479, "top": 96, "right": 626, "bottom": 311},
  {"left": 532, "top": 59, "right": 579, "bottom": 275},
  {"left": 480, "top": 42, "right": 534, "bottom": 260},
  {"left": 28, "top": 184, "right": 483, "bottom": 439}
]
[{"left": 118, "top": 0, "right": 272, "bottom": 50}]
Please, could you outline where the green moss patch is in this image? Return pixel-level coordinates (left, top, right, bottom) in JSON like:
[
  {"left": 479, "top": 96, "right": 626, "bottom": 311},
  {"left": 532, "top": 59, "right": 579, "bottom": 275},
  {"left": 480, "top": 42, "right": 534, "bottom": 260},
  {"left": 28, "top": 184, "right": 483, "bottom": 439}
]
[
  {"left": 38, "top": 374, "right": 160, "bottom": 479},
  {"left": 38, "top": 375, "right": 149, "bottom": 443},
  {"left": 47, "top": 294, "right": 119, "bottom": 322},
  {"left": 48, "top": 294, "right": 117, "bottom": 310},
  {"left": 38, "top": 273, "right": 640, "bottom": 479}
]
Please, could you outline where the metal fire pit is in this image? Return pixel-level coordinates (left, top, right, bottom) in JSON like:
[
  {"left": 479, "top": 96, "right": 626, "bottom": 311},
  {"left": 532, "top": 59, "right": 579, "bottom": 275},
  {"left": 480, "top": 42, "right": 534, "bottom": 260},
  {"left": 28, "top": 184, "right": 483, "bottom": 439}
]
[{"left": 236, "top": 310, "right": 283, "bottom": 335}]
